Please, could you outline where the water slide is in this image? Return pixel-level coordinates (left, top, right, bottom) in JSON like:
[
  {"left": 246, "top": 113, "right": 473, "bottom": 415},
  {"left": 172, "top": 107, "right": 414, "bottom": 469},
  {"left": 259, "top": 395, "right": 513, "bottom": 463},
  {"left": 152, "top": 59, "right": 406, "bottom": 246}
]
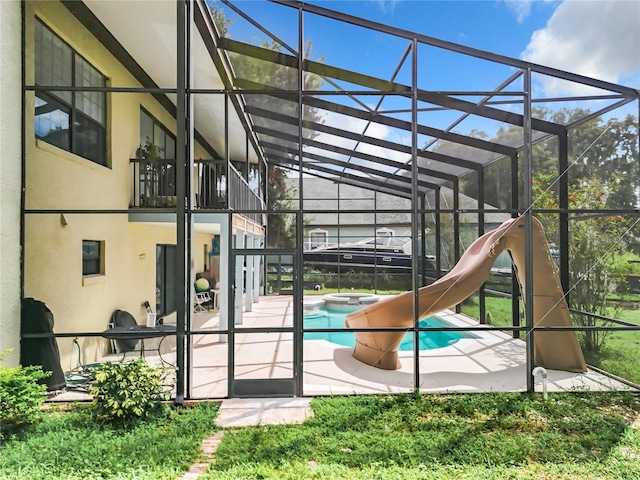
[{"left": 345, "top": 216, "right": 587, "bottom": 372}]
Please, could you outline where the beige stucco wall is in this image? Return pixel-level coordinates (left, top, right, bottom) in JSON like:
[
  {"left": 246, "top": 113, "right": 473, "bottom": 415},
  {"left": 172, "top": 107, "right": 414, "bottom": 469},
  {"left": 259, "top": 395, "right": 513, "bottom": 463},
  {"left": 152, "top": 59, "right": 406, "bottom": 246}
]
[
  {"left": 24, "top": 217, "right": 174, "bottom": 369},
  {"left": 24, "top": 1, "right": 205, "bottom": 211},
  {"left": 0, "top": 0, "right": 23, "bottom": 365},
  {"left": 22, "top": 1, "right": 216, "bottom": 369}
]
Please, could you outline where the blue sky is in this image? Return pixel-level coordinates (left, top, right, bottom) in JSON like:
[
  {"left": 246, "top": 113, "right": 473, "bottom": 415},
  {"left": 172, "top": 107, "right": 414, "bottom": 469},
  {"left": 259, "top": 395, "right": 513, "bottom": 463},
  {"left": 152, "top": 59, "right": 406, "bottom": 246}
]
[
  {"left": 227, "top": 0, "right": 639, "bottom": 94},
  {"left": 306, "top": 0, "right": 557, "bottom": 59},
  {"left": 225, "top": 0, "right": 639, "bottom": 140}
]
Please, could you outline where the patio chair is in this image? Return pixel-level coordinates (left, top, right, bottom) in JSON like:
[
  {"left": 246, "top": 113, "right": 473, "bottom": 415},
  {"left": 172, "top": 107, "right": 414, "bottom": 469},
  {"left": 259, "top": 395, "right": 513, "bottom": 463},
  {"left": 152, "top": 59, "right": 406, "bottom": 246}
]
[
  {"left": 194, "top": 291, "right": 212, "bottom": 312},
  {"left": 194, "top": 276, "right": 215, "bottom": 312},
  {"left": 108, "top": 309, "right": 140, "bottom": 354}
]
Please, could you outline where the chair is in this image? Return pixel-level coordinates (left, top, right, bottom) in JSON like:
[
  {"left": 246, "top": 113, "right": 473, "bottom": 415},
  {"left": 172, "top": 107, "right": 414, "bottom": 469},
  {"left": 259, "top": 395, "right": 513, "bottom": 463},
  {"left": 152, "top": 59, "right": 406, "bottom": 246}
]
[
  {"left": 194, "top": 276, "right": 215, "bottom": 312},
  {"left": 210, "top": 286, "right": 220, "bottom": 310},
  {"left": 194, "top": 291, "right": 212, "bottom": 312},
  {"left": 108, "top": 309, "right": 140, "bottom": 354}
]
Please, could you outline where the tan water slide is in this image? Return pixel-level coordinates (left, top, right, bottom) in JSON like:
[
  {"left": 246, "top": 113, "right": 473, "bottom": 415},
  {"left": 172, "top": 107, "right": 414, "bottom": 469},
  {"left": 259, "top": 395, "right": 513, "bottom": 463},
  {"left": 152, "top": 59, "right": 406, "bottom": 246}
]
[{"left": 345, "top": 216, "right": 587, "bottom": 372}]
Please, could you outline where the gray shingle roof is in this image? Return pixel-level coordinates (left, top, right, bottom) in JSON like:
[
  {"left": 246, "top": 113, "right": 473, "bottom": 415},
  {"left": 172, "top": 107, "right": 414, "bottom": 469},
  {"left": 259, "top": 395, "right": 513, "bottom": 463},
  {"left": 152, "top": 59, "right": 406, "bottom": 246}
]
[{"left": 289, "top": 178, "right": 509, "bottom": 226}]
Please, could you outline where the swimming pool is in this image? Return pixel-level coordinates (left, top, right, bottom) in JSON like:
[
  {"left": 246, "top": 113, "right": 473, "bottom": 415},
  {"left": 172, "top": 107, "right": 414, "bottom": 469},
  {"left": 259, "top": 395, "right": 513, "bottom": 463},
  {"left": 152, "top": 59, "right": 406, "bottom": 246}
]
[{"left": 304, "top": 305, "right": 477, "bottom": 351}]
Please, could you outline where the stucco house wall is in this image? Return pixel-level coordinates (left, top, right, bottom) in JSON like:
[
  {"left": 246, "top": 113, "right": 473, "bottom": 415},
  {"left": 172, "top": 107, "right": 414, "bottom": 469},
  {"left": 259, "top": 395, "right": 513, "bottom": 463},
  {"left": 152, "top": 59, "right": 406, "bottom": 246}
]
[
  {"left": 0, "top": 0, "right": 23, "bottom": 366},
  {"left": 21, "top": 2, "right": 216, "bottom": 368}
]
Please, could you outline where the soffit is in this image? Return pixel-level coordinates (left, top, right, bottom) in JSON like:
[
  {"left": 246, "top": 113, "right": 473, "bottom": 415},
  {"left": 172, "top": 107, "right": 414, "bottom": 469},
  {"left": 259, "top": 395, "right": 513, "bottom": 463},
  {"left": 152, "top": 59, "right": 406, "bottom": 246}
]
[{"left": 81, "top": 0, "right": 259, "bottom": 165}]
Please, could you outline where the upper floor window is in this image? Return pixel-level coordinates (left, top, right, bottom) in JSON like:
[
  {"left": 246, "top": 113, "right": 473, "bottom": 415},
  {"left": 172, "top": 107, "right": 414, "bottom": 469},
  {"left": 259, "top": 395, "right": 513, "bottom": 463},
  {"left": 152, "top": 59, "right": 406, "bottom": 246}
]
[
  {"left": 34, "top": 19, "right": 107, "bottom": 166},
  {"left": 139, "top": 108, "right": 175, "bottom": 160}
]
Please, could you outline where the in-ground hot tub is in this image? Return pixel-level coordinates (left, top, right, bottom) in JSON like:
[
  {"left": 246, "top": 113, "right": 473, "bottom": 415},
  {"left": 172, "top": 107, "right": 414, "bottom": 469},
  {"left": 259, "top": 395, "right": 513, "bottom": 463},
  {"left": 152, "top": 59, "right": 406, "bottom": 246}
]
[
  {"left": 303, "top": 298, "right": 326, "bottom": 313},
  {"left": 322, "top": 292, "right": 379, "bottom": 312}
]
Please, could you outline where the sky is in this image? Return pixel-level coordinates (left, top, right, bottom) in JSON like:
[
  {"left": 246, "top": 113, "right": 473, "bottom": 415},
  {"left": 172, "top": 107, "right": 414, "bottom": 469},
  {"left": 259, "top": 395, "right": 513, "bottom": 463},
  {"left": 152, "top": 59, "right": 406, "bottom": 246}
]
[
  {"left": 225, "top": 0, "right": 639, "bottom": 150},
  {"left": 228, "top": 0, "right": 640, "bottom": 95}
]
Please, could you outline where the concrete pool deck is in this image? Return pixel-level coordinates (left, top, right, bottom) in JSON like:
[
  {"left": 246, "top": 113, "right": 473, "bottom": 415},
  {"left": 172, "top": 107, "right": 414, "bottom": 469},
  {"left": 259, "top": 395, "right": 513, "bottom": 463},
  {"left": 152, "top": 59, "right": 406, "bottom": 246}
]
[
  {"left": 187, "top": 295, "right": 634, "bottom": 398},
  {"left": 51, "top": 295, "right": 635, "bottom": 402}
]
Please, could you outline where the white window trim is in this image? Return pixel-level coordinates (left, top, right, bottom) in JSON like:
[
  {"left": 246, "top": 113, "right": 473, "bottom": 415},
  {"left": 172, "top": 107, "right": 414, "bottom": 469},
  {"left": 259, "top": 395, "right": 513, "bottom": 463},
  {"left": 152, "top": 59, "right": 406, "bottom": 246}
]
[{"left": 308, "top": 228, "right": 329, "bottom": 249}]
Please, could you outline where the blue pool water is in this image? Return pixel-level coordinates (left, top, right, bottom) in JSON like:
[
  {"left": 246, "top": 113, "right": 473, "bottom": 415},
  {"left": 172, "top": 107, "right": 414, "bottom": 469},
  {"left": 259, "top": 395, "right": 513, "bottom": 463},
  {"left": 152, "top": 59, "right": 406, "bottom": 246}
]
[{"left": 304, "top": 306, "right": 476, "bottom": 351}]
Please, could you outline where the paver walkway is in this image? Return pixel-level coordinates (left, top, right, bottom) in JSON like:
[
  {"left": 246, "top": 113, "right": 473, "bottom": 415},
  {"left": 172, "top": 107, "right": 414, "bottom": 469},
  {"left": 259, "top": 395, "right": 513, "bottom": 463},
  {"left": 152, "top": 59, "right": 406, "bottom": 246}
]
[
  {"left": 215, "top": 397, "right": 313, "bottom": 428},
  {"left": 177, "top": 397, "right": 313, "bottom": 479}
]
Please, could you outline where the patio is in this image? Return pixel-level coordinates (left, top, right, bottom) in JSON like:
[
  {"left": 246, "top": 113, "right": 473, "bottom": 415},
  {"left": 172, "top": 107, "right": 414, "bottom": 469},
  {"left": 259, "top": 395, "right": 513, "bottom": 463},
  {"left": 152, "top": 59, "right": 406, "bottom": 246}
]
[
  {"left": 49, "top": 294, "right": 634, "bottom": 403},
  {"left": 190, "top": 295, "right": 640, "bottom": 397}
]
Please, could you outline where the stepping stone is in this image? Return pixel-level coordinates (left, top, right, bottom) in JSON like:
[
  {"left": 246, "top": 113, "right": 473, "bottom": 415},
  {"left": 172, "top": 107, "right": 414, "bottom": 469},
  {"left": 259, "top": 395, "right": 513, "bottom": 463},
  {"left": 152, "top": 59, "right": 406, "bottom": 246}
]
[{"left": 216, "top": 397, "right": 313, "bottom": 427}]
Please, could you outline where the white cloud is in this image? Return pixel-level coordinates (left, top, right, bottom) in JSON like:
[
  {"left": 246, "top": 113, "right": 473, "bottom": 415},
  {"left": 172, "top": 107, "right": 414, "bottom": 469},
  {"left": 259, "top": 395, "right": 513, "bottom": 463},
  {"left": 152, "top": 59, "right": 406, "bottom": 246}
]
[
  {"left": 372, "top": 0, "right": 400, "bottom": 15},
  {"left": 521, "top": 0, "right": 640, "bottom": 95},
  {"left": 504, "top": 0, "right": 533, "bottom": 23}
]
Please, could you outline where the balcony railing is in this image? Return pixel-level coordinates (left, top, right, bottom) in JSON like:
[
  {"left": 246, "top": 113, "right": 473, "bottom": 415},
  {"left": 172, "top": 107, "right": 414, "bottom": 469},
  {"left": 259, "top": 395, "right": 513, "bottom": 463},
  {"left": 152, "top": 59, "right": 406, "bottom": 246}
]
[
  {"left": 130, "top": 158, "right": 265, "bottom": 223},
  {"left": 227, "top": 163, "right": 266, "bottom": 223}
]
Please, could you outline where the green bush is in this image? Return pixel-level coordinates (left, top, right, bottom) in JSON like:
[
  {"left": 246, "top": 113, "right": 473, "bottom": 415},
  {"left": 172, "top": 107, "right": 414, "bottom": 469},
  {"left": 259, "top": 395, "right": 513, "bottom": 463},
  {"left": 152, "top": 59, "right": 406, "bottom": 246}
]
[
  {"left": 89, "top": 359, "right": 170, "bottom": 423},
  {"left": 0, "top": 349, "right": 50, "bottom": 435}
]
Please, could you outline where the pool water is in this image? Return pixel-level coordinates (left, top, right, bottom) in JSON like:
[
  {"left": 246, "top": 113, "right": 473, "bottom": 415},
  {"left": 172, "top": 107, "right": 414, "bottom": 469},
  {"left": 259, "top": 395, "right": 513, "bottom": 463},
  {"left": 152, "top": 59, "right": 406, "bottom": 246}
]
[{"left": 304, "top": 306, "right": 477, "bottom": 351}]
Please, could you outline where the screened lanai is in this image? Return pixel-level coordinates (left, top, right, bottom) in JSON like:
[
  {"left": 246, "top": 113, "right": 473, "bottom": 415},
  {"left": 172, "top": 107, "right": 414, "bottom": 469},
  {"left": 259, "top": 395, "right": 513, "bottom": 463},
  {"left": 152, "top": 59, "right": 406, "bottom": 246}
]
[{"left": 23, "top": 0, "right": 639, "bottom": 401}]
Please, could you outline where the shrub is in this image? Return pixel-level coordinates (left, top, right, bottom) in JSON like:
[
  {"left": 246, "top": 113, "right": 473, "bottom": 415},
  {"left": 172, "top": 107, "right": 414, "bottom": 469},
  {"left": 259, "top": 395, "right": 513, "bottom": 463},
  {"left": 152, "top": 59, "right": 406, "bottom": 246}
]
[
  {"left": 89, "top": 359, "right": 170, "bottom": 423},
  {"left": 0, "top": 349, "right": 50, "bottom": 435}
]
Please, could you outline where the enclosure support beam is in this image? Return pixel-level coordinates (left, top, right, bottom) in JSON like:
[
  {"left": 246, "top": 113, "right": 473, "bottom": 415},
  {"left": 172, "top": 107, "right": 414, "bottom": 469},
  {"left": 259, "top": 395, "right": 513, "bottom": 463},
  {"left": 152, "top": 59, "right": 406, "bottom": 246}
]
[
  {"left": 174, "top": 0, "right": 193, "bottom": 404},
  {"left": 523, "top": 68, "right": 535, "bottom": 393},
  {"left": 411, "top": 37, "right": 420, "bottom": 390},
  {"left": 511, "top": 153, "right": 520, "bottom": 339},
  {"left": 435, "top": 187, "right": 442, "bottom": 278},
  {"left": 558, "top": 130, "right": 570, "bottom": 300},
  {"left": 453, "top": 179, "right": 461, "bottom": 314},
  {"left": 478, "top": 168, "right": 486, "bottom": 325}
]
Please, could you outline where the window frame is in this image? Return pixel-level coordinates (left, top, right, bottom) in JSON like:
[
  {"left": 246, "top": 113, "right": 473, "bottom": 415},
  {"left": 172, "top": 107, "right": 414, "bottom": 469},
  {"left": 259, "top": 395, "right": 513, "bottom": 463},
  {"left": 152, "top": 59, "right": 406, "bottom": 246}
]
[
  {"left": 82, "top": 240, "right": 104, "bottom": 277},
  {"left": 34, "top": 18, "right": 108, "bottom": 167},
  {"left": 308, "top": 228, "right": 329, "bottom": 250},
  {"left": 139, "top": 107, "right": 176, "bottom": 160}
]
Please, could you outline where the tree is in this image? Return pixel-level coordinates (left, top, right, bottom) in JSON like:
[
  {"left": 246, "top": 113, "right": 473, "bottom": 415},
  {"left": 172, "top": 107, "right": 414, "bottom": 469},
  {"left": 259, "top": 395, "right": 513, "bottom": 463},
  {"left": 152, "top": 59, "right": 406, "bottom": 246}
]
[
  {"left": 532, "top": 176, "right": 632, "bottom": 352},
  {"left": 266, "top": 164, "right": 296, "bottom": 248},
  {"left": 439, "top": 108, "right": 638, "bottom": 215},
  {"left": 209, "top": 2, "right": 326, "bottom": 249}
]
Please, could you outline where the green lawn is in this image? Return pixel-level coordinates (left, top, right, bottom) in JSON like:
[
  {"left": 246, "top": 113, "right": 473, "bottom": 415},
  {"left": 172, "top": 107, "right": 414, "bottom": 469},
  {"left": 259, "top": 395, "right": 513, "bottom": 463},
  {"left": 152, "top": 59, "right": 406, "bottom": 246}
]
[
  {"left": 207, "top": 393, "right": 640, "bottom": 479},
  {"left": 2, "top": 393, "right": 639, "bottom": 480},
  {"left": 0, "top": 402, "right": 220, "bottom": 480}
]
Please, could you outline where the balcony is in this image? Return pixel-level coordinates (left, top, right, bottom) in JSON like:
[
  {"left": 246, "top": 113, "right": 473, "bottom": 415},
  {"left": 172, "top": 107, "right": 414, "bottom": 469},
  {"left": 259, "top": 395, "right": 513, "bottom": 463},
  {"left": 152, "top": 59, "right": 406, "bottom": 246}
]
[{"left": 130, "top": 158, "right": 265, "bottom": 223}]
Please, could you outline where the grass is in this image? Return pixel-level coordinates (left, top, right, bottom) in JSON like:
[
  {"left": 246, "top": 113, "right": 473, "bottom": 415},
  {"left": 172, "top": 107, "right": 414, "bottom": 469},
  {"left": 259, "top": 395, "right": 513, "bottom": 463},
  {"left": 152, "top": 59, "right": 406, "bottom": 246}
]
[
  {"left": 584, "top": 330, "right": 640, "bottom": 386},
  {"left": 0, "top": 401, "right": 220, "bottom": 480},
  {"left": 205, "top": 392, "right": 640, "bottom": 479},
  {"left": 1, "top": 393, "right": 639, "bottom": 479}
]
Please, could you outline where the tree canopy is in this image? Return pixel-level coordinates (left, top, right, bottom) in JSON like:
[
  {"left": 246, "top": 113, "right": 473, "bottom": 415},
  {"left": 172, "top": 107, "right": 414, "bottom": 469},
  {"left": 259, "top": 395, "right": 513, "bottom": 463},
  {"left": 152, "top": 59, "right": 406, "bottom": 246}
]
[{"left": 440, "top": 108, "right": 639, "bottom": 212}]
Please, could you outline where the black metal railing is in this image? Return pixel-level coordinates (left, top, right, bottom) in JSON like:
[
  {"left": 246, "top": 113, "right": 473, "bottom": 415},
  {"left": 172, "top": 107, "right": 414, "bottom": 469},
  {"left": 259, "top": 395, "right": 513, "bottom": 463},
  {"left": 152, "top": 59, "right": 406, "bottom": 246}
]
[
  {"left": 130, "top": 158, "right": 178, "bottom": 208},
  {"left": 130, "top": 158, "right": 265, "bottom": 223},
  {"left": 196, "top": 159, "right": 228, "bottom": 209},
  {"left": 227, "top": 163, "right": 265, "bottom": 223}
]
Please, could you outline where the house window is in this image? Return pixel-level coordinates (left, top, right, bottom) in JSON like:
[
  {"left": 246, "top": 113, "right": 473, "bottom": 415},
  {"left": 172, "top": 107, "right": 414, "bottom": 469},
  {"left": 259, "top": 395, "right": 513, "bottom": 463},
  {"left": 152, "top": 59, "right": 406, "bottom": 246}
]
[
  {"left": 139, "top": 109, "right": 176, "bottom": 201},
  {"left": 34, "top": 19, "right": 107, "bottom": 166},
  {"left": 308, "top": 229, "right": 328, "bottom": 249},
  {"left": 140, "top": 108, "right": 175, "bottom": 160},
  {"left": 82, "top": 240, "right": 103, "bottom": 276}
]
